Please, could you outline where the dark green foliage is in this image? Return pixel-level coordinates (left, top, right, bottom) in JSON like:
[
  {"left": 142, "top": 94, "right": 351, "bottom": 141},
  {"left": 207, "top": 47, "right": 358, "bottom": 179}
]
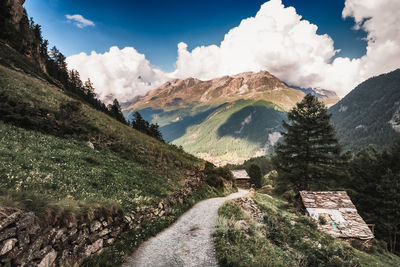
[
  {"left": 0, "top": 90, "right": 98, "bottom": 137},
  {"left": 204, "top": 163, "right": 234, "bottom": 189},
  {"left": 107, "top": 98, "right": 127, "bottom": 124},
  {"left": 218, "top": 201, "right": 244, "bottom": 221},
  {"left": 131, "top": 111, "right": 163, "bottom": 141},
  {"left": 217, "top": 102, "right": 287, "bottom": 144},
  {"left": 273, "top": 94, "right": 344, "bottom": 192},
  {"left": 345, "top": 140, "right": 400, "bottom": 253},
  {"left": 227, "top": 156, "right": 273, "bottom": 176},
  {"left": 330, "top": 69, "right": 400, "bottom": 151},
  {"left": 247, "top": 164, "right": 262, "bottom": 188}
]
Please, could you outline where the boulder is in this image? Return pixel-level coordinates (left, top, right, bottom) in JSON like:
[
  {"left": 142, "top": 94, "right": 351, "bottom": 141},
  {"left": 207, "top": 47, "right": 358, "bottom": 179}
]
[
  {"left": 16, "top": 212, "right": 35, "bottom": 230},
  {"left": 0, "top": 238, "right": 17, "bottom": 255},
  {"left": 0, "top": 227, "right": 16, "bottom": 242},
  {"left": 0, "top": 212, "right": 21, "bottom": 231},
  {"left": 98, "top": 228, "right": 111, "bottom": 237},
  {"left": 85, "top": 239, "right": 103, "bottom": 256},
  {"left": 90, "top": 221, "right": 102, "bottom": 232},
  {"left": 87, "top": 141, "right": 95, "bottom": 149},
  {"left": 37, "top": 249, "right": 57, "bottom": 267}
]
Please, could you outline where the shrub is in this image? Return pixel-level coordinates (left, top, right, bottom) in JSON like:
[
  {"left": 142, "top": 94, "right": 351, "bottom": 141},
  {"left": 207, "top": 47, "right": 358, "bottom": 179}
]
[
  {"left": 318, "top": 215, "right": 327, "bottom": 225},
  {"left": 204, "top": 164, "right": 235, "bottom": 188}
]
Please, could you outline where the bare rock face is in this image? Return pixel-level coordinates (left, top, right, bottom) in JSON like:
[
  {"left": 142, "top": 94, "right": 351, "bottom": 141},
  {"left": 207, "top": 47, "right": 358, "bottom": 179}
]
[
  {"left": 4, "top": 0, "right": 48, "bottom": 73},
  {"left": 6, "top": 0, "right": 25, "bottom": 30},
  {"left": 0, "top": 238, "right": 18, "bottom": 255},
  {"left": 127, "top": 71, "right": 305, "bottom": 112}
]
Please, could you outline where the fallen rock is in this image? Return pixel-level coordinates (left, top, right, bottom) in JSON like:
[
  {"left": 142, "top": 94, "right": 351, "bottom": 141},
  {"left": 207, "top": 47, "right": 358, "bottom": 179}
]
[
  {"left": 0, "top": 227, "right": 16, "bottom": 242},
  {"left": 87, "top": 141, "right": 95, "bottom": 149},
  {"left": 85, "top": 239, "right": 103, "bottom": 256},
  {"left": 0, "top": 238, "right": 17, "bottom": 255},
  {"left": 38, "top": 249, "right": 57, "bottom": 267},
  {"left": 90, "top": 221, "right": 102, "bottom": 232},
  {"left": 105, "top": 238, "right": 115, "bottom": 245},
  {"left": 16, "top": 212, "right": 35, "bottom": 230},
  {"left": 17, "top": 230, "right": 30, "bottom": 247},
  {"left": 0, "top": 212, "right": 21, "bottom": 232},
  {"left": 98, "top": 228, "right": 111, "bottom": 237}
]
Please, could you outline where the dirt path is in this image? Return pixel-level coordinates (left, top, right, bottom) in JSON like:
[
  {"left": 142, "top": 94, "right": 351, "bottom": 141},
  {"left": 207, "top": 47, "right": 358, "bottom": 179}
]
[{"left": 123, "top": 189, "right": 249, "bottom": 267}]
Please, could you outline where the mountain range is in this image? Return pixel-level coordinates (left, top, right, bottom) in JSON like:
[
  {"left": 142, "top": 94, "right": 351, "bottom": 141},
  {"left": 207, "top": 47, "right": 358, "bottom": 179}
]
[{"left": 123, "top": 71, "right": 340, "bottom": 165}]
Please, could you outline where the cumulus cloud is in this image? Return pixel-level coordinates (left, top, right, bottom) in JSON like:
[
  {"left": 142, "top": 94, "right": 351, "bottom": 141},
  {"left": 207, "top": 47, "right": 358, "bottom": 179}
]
[
  {"left": 66, "top": 46, "right": 169, "bottom": 101},
  {"left": 66, "top": 0, "right": 400, "bottom": 100},
  {"left": 66, "top": 14, "right": 95, "bottom": 28},
  {"left": 173, "top": 0, "right": 400, "bottom": 97}
]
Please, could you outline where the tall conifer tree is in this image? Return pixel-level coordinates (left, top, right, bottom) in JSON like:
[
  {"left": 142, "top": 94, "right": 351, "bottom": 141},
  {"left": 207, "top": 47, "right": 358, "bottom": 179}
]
[{"left": 273, "top": 94, "right": 342, "bottom": 192}]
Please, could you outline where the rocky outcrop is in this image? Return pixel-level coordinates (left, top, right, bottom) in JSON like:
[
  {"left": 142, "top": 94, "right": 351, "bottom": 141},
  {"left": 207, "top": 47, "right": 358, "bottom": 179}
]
[
  {"left": 0, "top": 169, "right": 206, "bottom": 266},
  {"left": 3, "top": 0, "right": 47, "bottom": 72},
  {"left": 234, "top": 196, "right": 263, "bottom": 220},
  {"left": 6, "top": 0, "right": 25, "bottom": 30}
]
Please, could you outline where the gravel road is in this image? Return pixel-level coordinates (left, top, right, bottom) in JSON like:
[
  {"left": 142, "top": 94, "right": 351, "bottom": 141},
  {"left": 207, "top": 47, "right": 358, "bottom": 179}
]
[{"left": 123, "top": 189, "right": 249, "bottom": 267}]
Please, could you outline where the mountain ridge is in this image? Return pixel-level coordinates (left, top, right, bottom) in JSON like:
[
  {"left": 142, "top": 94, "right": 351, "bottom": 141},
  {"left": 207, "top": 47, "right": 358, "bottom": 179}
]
[
  {"left": 126, "top": 70, "right": 339, "bottom": 112},
  {"left": 123, "top": 71, "right": 339, "bottom": 164}
]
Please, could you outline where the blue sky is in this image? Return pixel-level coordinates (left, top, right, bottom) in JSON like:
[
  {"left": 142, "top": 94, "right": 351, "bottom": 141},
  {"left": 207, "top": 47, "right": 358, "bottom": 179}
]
[{"left": 25, "top": 0, "right": 367, "bottom": 72}]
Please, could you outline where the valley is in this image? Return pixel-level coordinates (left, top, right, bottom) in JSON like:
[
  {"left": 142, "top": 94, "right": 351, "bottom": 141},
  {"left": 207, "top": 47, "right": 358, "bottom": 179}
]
[{"left": 123, "top": 71, "right": 339, "bottom": 165}]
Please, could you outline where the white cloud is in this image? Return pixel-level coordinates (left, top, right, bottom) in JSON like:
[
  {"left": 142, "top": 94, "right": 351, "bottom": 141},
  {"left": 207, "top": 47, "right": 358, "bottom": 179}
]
[
  {"left": 66, "top": 14, "right": 95, "bottom": 28},
  {"left": 173, "top": 0, "right": 400, "bottom": 97},
  {"left": 66, "top": 0, "right": 400, "bottom": 100},
  {"left": 66, "top": 46, "right": 169, "bottom": 102}
]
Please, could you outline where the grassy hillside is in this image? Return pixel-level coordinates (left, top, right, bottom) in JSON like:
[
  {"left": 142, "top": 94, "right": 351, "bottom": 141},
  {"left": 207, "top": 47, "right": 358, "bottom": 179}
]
[
  {"left": 330, "top": 69, "right": 400, "bottom": 151},
  {"left": 172, "top": 100, "right": 287, "bottom": 165},
  {"left": 214, "top": 193, "right": 400, "bottom": 267},
  {"left": 0, "top": 42, "right": 237, "bottom": 223},
  {"left": 0, "top": 40, "right": 239, "bottom": 265}
]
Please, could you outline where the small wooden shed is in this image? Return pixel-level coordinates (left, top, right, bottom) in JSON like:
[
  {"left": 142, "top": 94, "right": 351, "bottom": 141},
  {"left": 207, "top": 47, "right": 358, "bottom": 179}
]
[
  {"left": 300, "top": 191, "right": 374, "bottom": 242},
  {"left": 232, "top": 169, "right": 251, "bottom": 188}
]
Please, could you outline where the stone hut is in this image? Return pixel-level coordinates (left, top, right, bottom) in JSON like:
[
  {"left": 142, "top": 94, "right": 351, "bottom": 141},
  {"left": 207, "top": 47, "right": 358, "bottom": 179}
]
[
  {"left": 232, "top": 170, "right": 251, "bottom": 188},
  {"left": 300, "top": 191, "right": 374, "bottom": 243}
]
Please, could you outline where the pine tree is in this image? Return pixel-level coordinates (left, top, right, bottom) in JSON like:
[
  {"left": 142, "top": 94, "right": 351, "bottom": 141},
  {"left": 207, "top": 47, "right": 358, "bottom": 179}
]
[
  {"left": 131, "top": 111, "right": 149, "bottom": 133},
  {"left": 247, "top": 164, "right": 262, "bottom": 188},
  {"left": 272, "top": 94, "right": 343, "bottom": 192},
  {"left": 108, "top": 98, "right": 126, "bottom": 124},
  {"left": 347, "top": 141, "right": 400, "bottom": 253},
  {"left": 83, "top": 78, "right": 95, "bottom": 98}
]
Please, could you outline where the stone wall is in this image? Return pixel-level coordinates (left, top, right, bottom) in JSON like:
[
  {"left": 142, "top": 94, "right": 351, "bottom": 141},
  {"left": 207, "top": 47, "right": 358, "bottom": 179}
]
[
  {"left": 0, "top": 170, "right": 205, "bottom": 266},
  {"left": 0, "top": 206, "right": 126, "bottom": 266}
]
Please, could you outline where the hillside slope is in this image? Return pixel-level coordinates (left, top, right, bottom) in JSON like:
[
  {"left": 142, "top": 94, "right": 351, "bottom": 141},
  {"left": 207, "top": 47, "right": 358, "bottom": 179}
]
[
  {"left": 0, "top": 41, "right": 235, "bottom": 265},
  {"left": 215, "top": 193, "right": 400, "bottom": 266},
  {"left": 330, "top": 69, "right": 400, "bottom": 150},
  {"left": 172, "top": 100, "right": 286, "bottom": 165}
]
